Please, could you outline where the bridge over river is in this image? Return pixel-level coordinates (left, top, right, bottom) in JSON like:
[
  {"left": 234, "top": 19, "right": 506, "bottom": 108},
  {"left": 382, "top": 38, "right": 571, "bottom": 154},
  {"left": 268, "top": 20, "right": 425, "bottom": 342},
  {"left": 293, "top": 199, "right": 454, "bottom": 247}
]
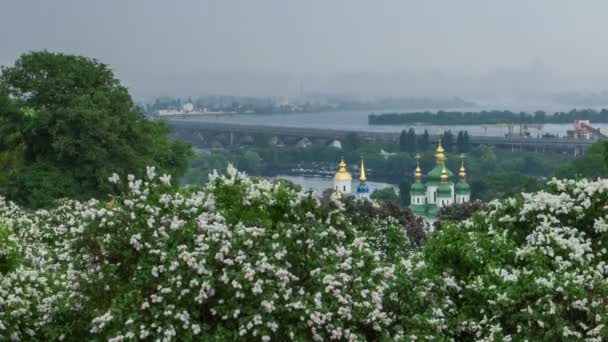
[{"left": 165, "top": 118, "right": 602, "bottom": 156}]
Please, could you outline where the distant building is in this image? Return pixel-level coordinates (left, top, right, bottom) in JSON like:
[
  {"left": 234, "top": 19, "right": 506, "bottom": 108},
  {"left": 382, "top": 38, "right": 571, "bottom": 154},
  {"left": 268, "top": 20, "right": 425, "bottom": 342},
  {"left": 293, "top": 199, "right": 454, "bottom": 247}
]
[
  {"left": 356, "top": 159, "right": 370, "bottom": 200},
  {"left": 333, "top": 158, "right": 352, "bottom": 194},
  {"left": 156, "top": 101, "right": 237, "bottom": 116},
  {"left": 567, "top": 120, "right": 593, "bottom": 140},
  {"left": 332, "top": 158, "right": 370, "bottom": 200},
  {"left": 410, "top": 141, "right": 470, "bottom": 222}
]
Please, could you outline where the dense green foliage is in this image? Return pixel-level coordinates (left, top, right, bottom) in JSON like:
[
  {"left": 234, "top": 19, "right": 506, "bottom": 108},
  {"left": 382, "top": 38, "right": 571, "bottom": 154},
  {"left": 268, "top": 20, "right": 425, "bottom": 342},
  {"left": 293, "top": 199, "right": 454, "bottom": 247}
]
[
  {"left": 370, "top": 187, "right": 400, "bottom": 204},
  {"left": 556, "top": 141, "right": 608, "bottom": 179},
  {"left": 369, "top": 109, "right": 608, "bottom": 125},
  {"left": 435, "top": 201, "right": 492, "bottom": 229},
  {"left": 183, "top": 140, "right": 573, "bottom": 202},
  {"left": 0, "top": 51, "right": 192, "bottom": 208},
  {"left": 2, "top": 167, "right": 608, "bottom": 340},
  {"left": 399, "top": 128, "right": 463, "bottom": 153},
  {"left": 341, "top": 198, "right": 427, "bottom": 249}
]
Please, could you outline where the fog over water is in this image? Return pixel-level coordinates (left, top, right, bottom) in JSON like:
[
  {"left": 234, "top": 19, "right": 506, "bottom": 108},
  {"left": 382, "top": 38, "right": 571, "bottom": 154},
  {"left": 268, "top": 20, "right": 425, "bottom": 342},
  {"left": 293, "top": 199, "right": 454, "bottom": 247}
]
[{"left": 2, "top": 1, "right": 608, "bottom": 105}]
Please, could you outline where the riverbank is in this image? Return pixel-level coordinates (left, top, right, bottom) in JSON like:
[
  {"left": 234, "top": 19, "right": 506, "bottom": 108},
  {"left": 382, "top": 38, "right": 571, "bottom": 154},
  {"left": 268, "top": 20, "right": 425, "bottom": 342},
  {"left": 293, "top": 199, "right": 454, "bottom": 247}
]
[
  {"left": 368, "top": 109, "right": 608, "bottom": 126},
  {"left": 175, "top": 109, "right": 608, "bottom": 137},
  {"left": 272, "top": 174, "right": 398, "bottom": 194}
]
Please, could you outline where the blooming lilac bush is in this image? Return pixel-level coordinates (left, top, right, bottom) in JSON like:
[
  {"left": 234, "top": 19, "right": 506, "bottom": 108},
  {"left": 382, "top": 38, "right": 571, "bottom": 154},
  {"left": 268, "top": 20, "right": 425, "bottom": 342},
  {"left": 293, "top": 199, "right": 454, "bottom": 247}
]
[
  {"left": 1, "top": 168, "right": 608, "bottom": 341},
  {"left": 0, "top": 166, "right": 414, "bottom": 340},
  {"left": 423, "top": 178, "right": 608, "bottom": 340}
]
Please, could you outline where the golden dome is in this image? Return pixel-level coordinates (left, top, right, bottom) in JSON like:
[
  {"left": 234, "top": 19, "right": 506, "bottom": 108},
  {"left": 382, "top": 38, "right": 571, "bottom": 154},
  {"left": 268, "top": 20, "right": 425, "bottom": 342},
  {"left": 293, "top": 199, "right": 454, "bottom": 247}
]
[
  {"left": 435, "top": 140, "right": 445, "bottom": 165},
  {"left": 459, "top": 153, "right": 466, "bottom": 180},
  {"left": 440, "top": 165, "right": 448, "bottom": 183},
  {"left": 334, "top": 158, "right": 352, "bottom": 181},
  {"left": 359, "top": 159, "right": 367, "bottom": 182}
]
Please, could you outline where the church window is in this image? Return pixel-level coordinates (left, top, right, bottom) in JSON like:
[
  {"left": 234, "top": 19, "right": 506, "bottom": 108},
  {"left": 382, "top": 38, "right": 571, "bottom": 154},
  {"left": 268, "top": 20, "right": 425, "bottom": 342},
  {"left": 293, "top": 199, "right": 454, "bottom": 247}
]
[{"left": 343, "top": 185, "right": 346, "bottom": 192}]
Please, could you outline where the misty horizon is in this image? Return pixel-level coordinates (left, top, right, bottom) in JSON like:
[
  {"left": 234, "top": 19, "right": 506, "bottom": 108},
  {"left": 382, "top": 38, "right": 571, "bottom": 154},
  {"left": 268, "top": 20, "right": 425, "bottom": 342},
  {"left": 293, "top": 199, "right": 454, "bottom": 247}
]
[{"left": 2, "top": 0, "right": 608, "bottom": 101}]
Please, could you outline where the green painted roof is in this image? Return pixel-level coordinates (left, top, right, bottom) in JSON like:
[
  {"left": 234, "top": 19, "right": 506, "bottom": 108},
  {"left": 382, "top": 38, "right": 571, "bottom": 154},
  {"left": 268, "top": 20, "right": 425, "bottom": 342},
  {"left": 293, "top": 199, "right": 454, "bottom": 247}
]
[
  {"left": 455, "top": 181, "right": 470, "bottom": 194},
  {"left": 427, "top": 164, "right": 454, "bottom": 182},
  {"left": 410, "top": 181, "right": 426, "bottom": 195},
  {"left": 438, "top": 183, "right": 452, "bottom": 196}
]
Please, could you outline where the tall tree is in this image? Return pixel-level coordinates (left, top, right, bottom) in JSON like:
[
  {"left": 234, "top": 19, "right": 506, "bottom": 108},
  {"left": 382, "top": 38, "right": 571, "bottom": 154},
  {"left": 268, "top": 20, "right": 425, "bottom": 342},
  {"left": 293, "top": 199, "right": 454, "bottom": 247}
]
[
  {"left": 462, "top": 130, "right": 471, "bottom": 152},
  {"left": 399, "top": 130, "right": 408, "bottom": 152},
  {"left": 406, "top": 128, "right": 417, "bottom": 153},
  {"left": 456, "top": 131, "right": 465, "bottom": 153},
  {"left": 0, "top": 51, "right": 193, "bottom": 207},
  {"left": 605, "top": 141, "right": 608, "bottom": 170},
  {"left": 343, "top": 132, "right": 361, "bottom": 152},
  {"left": 370, "top": 187, "right": 400, "bottom": 204},
  {"left": 418, "top": 130, "right": 431, "bottom": 151},
  {"left": 399, "top": 181, "right": 411, "bottom": 206},
  {"left": 442, "top": 130, "right": 455, "bottom": 152}
]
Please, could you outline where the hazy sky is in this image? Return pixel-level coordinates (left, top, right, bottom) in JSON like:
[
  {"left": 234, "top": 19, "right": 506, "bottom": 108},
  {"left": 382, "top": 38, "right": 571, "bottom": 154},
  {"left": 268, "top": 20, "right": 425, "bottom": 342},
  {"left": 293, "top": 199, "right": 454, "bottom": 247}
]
[{"left": 2, "top": 1, "right": 608, "bottom": 99}]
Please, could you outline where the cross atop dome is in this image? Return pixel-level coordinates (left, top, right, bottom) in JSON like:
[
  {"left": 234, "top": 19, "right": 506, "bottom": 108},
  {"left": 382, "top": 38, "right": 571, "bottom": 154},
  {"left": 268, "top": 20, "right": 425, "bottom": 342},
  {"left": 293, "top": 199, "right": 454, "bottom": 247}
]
[
  {"left": 435, "top": 134, "right": 446, "bottom": 165},
  {"left": 459, "top": 153, "right": 467, "bottom": 180}
]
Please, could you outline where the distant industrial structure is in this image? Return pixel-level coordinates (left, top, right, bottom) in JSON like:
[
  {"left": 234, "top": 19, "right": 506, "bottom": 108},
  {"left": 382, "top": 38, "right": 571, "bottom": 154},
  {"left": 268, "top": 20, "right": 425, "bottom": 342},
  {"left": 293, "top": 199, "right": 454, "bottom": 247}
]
[{"left": 567, "top": 120, "right": 605, "bottom": 140}]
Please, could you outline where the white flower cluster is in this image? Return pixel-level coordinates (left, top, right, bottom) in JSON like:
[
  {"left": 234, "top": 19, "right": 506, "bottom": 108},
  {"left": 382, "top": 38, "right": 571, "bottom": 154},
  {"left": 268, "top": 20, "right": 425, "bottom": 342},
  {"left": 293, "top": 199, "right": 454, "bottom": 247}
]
[
  {"left": 1, "top": 170, "right": 608, "bottom": 340},
  {"left": 0, "top": 167, "right": 409, "bottom": 340},
  {"left": 430, "top": 177, "right": 608, "bottom": 340}
]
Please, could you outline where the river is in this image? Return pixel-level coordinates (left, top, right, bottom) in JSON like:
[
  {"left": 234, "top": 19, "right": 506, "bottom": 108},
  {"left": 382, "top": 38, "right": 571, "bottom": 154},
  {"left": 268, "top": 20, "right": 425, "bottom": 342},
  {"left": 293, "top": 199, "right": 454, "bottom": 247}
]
[
  {"left": 273, "top": 174, "right": 399, "bottom": 194},
  {"left": 182, "top": 108, "right": 608, "bottom": 137}
]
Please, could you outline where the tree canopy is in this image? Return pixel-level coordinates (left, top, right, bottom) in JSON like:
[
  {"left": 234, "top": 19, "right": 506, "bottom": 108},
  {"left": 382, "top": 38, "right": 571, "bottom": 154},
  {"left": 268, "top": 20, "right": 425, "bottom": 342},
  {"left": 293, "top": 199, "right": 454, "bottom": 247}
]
[
  {"left": 0, "top": 51, "right": 192, "bottom": 207},
  {"left": 369, "top": 109, "right": 608, "bottom": 125}
]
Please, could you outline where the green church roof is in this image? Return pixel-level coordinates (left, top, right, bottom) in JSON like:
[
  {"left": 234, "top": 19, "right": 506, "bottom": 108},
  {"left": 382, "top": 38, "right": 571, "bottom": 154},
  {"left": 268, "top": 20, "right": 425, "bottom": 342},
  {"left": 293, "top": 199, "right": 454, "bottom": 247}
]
[
  {"left": 455, "top": 181, "right": 470, "bottom": 194},
  {"left": 410, "top": 181, "right": 426, "bottom": 195},
  {"left": 427, "top": 165, "right": 454, "bottom": 183},
  {"left": 438, "top": 183, "right": 452, "bottom": 196}
]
